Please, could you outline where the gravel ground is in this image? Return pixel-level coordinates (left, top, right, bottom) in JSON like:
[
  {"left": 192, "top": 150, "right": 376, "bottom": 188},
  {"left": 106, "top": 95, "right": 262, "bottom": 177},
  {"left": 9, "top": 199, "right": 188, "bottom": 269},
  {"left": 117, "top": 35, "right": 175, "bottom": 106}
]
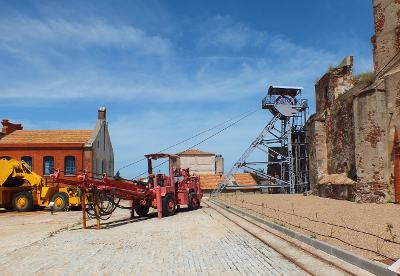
[{"left": 218, "top": 193, "right": 400, "bottom": 263}]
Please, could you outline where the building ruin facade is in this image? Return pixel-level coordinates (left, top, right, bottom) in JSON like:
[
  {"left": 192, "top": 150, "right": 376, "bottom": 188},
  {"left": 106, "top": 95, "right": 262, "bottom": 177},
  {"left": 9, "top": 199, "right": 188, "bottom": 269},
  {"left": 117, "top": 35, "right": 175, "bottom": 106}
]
[{"left": 306, "top": 0, "right": 400, "bottom": 203}]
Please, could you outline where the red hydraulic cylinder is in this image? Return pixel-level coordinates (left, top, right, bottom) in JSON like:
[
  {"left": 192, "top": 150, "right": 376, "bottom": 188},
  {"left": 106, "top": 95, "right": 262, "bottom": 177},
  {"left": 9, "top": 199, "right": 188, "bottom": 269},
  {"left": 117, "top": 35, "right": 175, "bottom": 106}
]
[{"left": 156, "top": 186, "right": 162, "bottom": 218}]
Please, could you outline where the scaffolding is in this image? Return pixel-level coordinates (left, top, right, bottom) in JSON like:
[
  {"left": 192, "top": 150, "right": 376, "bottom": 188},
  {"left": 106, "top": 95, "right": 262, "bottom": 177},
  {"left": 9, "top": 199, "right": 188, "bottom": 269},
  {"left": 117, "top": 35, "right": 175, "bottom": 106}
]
[{"left": 212, "top": 85, "right": 309, "bottom": 195}]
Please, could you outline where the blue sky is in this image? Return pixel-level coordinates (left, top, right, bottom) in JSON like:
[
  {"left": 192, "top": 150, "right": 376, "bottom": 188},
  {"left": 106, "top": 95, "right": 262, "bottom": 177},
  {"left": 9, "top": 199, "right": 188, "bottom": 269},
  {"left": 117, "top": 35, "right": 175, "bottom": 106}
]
[{"left": 0, "top": 0, "right": 374, "bottom": 178}]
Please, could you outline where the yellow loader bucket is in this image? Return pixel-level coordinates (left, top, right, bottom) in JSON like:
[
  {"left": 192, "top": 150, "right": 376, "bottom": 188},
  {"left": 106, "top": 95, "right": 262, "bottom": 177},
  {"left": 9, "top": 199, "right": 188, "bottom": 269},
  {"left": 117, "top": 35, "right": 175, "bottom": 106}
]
[
  {"left": 0, "top": 158, "right": 21, "bottom": 186},
  {"left": 0, "top": 158, "right": 41, "bottom": 187}
]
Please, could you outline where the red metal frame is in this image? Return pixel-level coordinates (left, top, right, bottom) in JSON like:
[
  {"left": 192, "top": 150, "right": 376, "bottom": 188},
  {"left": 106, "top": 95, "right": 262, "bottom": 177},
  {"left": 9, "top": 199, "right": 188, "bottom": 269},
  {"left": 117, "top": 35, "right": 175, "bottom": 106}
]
[{"left": 50, "top": 153, "right": 203, "bottom": 228}]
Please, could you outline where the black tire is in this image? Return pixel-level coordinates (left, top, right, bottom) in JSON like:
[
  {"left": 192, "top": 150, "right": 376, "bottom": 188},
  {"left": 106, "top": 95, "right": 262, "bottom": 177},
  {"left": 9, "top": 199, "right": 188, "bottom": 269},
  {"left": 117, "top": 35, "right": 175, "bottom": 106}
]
[
  {"left": 51, "top": 192, "right": 69, "bottom": 211},
  {"left": 135, "top": 205, "right": 150, "bottom": 217},
  {"left": 162, "top": 194, "right": 175, "bottom": 217},
  {"left": 4, "top": 205, "right": 13, "bottom": 211},
  {"left": 188, "top": 192, "right": 200, "bottom": 210},
  {"left": 12, "top": 191, "right": 34, "bottom": 212}
]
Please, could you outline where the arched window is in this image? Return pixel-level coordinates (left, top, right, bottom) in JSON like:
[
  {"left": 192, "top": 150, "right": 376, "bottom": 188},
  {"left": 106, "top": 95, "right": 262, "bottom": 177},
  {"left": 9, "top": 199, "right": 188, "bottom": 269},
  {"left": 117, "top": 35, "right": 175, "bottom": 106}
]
[
  {"left": 0, "top": 156, "right": 11, "bottom": 160},
  {"left": 101, "top": 159, "right": 105, "bottom": 174},
  {"left": 21, "top": 156, "right": 33, "bottom": 169},
  {"left": 64, "top": 156, "right": 76, "bottom": 175},
  {"left": 43, "top": 156, "right": 54, "bottom": 175}
]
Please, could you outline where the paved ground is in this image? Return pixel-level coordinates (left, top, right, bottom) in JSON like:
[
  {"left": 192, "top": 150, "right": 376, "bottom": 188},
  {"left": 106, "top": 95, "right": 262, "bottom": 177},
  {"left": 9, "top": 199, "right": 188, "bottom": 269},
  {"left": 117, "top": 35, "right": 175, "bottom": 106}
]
[{"left": 0, "top": 203, "right": 306, "bottom": 275}]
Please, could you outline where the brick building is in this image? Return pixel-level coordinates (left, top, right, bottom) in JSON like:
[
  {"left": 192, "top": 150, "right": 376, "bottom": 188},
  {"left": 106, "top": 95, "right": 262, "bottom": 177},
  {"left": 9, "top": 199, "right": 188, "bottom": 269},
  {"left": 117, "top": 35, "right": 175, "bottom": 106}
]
[
  {"left": 306, "top": 0, "right": 400, "bottom": 203},
  {"left": 0, "top": 107, "right": 114, "bottom": 178}
]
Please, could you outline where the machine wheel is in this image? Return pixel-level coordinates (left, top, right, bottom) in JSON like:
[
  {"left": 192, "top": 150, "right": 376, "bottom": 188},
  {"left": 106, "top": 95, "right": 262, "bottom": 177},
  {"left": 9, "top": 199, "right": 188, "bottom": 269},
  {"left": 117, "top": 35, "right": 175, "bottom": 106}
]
[
  {"left": 188, "top": 192, "right": 200, "bottom": 210},
  {"left": 12, "top": 191, "right": 34, "bottom": 212},
  {"left": 162, "top": 194, "right": 175, "bottom": 217},
  {"left": 51, "top": 192, "right": 69, "bottom": 211},
  {"left": 135, "top": 205, "right": 150, "bottom": 217}
]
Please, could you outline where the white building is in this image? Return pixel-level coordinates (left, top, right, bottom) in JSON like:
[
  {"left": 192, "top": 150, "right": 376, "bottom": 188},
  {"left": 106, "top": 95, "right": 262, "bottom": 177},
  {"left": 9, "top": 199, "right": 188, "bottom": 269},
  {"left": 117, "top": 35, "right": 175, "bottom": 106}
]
[{"left": 177, "top": 149, "right": 224, "bottom": 175}]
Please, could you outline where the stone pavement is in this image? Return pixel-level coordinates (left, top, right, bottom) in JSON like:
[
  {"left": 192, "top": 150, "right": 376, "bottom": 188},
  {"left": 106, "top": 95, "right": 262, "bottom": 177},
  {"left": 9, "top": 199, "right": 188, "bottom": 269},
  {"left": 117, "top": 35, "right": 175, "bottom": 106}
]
[{"left": 0, "top": 204, "right": 306, "bottom": 275}]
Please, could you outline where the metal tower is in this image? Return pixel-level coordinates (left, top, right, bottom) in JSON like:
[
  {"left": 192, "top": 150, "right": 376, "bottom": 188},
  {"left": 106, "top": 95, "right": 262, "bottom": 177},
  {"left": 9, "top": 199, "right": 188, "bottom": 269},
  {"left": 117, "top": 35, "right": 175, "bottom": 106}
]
[{"left": 212, "top": 85, "right": 309, "bottom": 195}]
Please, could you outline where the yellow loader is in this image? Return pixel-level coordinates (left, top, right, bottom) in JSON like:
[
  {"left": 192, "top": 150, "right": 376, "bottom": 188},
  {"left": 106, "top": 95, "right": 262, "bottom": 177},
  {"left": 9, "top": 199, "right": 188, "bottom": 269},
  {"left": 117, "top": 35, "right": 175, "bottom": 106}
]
[{"left": 0, "top": 158, "right": 81, "bottom": 212}]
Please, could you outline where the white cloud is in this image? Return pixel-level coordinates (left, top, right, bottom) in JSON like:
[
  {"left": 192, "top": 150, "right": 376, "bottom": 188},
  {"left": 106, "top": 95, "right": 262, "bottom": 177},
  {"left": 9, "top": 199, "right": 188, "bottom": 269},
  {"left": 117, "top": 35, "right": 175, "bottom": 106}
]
[
  {"left": 196, "top": 15, "right": 266, "bottom": 51},
  {"left": 0, "top": 12, "right": 372, "bottom": 106},
  {"left": 0, "top": 16, "right": 171, "bottom": 55}
]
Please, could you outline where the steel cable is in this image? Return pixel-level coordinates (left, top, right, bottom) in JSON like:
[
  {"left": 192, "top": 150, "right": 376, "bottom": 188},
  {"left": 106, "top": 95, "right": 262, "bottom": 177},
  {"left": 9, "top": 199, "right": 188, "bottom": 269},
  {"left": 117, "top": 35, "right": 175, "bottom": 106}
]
[
  {"left": 130, "top": 109, "right": 258, "bottom": 180},
  {"left": 117, "top": 109, "right": 258, "bottom": 172}
]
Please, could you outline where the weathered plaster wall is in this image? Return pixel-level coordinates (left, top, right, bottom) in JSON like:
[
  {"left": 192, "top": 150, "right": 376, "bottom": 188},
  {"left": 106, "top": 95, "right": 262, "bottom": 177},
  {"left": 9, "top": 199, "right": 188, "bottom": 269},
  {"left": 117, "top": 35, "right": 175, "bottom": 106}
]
[
  {"left": 372, "top": 0, "right": 400, "bottom": 75},
  {"left": 179, "top": 154, "right": 216, "bottom": 174},
  {"left": 353, "top": 89, "right": 389, "bottom": 199},
  {"left": 306, "top": 117, "right": 328, "bottom": 191},
  {"left": 384, "top": 68, "right": 400, "bottom": 199},
  {"left": 306, "top": 0, "right": 400, "bottom": 203},
  {"left": 326, "top": 93, "right": 356, "bottom": 177},
  {"left": 312, "top": 57, "right": 356, "bottom": 179},
  {"left": 315, "top": 59, "right": 354, "bottom": 114}
]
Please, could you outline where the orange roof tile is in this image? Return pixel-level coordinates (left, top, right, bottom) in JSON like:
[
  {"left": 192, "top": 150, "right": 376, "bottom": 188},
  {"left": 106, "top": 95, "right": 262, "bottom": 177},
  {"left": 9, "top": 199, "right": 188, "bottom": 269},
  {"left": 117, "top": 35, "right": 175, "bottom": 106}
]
[
  {"left": 0, "top": 130, "right": 93, "bottom": 144},
  {"left": 232, "top": 173, "right": 257, "bottom": 186},
  {"left": 199, "top": 173, "right": 257, "bottom": 190},
  {"left": 178, "top": 149, "right": 215, "bottom": 156}
]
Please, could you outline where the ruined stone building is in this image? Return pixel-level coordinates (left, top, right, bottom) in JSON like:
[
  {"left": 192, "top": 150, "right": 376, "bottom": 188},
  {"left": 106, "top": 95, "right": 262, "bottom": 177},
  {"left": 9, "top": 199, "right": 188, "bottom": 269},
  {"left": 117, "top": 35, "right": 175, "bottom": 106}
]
[
  {"left": 0, "top": 107, "right": 114, "bottom": 179},
  {"left": 306, "top": 0, "right": 400, "bottom": 203}
]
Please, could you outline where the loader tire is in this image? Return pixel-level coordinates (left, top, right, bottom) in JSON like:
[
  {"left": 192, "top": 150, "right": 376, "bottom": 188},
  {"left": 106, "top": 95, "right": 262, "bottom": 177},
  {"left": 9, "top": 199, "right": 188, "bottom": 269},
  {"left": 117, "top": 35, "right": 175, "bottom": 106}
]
[
  {"left": 51, "top": 192, "right": 69, "bottom": 211},
  {"left": 162, "top": 194, "right": 175, "bottom": 217},
  {"left": 188, "top": 192, "right": 200, "bottom": 210},
  {"left": 135, "top": 205, "right": 150, "bottom": 217},
  {"left": 12, "top": 191, "right": 34, "bottom": 212}
]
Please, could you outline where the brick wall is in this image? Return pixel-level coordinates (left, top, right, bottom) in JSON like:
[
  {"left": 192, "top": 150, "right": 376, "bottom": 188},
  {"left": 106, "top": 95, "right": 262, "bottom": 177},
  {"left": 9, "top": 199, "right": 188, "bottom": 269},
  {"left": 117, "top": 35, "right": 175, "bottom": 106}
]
[
  {"left": 372, "top": 0, "right": 400, "bottom": 75},
  {"left": 0, "top": 147, "right": 88, "bottom": 179}
]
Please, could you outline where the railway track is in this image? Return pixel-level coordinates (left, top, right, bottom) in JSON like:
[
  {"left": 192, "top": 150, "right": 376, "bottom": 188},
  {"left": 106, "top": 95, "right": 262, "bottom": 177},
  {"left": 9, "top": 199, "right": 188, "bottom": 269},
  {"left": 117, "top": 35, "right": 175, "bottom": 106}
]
[{"left": 204, "top": 199, "right": 376, "bottom": 276}]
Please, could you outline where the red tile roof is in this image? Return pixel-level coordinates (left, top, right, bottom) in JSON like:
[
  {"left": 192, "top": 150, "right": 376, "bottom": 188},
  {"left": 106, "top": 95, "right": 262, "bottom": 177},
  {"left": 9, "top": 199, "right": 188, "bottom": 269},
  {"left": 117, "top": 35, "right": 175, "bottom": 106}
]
[
  {"left": 199, "top": 173, "right": 257, "bottom": 190},
  {"left": 178, "top": 149, "right": 215, "bottom": 156},
  {"left": 0, "top": 130, "right": 93, "bottom": 144}
]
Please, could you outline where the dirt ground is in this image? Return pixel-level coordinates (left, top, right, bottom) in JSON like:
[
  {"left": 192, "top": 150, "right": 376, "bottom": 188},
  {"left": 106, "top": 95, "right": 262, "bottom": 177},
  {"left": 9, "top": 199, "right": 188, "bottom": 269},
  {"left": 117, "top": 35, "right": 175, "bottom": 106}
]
[{"left": 218, "top": 193, "right": 400, "bottom": 263}]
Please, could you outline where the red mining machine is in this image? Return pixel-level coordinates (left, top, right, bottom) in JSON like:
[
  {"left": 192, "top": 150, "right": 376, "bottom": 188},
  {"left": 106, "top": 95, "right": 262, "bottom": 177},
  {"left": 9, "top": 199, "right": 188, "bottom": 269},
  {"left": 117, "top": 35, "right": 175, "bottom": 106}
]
[{"left": 50, "top": 153, "right": 203, "bottom": 229}]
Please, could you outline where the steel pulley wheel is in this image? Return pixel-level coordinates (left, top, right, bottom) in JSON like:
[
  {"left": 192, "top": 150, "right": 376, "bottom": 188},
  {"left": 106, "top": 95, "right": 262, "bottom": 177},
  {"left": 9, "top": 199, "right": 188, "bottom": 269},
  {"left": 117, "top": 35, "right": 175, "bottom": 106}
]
[
  {"left": 162, "top": 194, "right": 176, "bottom": 217},
  {"left": 188, "top": 192, "right": 200, "bottom": 210},
  {"left": 51, "top": 192, "right": 69, "bottom": 211},
  {"left": 12, "top": 191, "right": 34, "bottom": 212},
  {"left": 275, "top": 95, "right": 295, "bottom": 105}
]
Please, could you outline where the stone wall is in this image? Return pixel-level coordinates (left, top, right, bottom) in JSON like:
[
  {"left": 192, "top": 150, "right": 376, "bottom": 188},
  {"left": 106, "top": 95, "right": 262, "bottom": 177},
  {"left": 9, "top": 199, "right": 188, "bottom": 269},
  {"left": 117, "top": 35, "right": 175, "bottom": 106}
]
[
  {"left": 353, "top": 89, "right": 388, "bottom": 184},
  {"left": 305, "top": 1, "right": 400, "bottom": 203},
  {"left": 315, "top": 57, "right": 354, "bottom": 114},
  {"left": 306, "top": 116, "right": 327, "bottom": 191},
  {"left": 325, "top": 92, "right": 356, "bottom": 177},
  {"left": 383, "top": 68, "right": 400, "bottom": 200},
  {"left": 372, "top": 0, "right": 400, "bottom": 74},
  {"left": 311, "top": 56, "right": 356, "bottom": 180}
]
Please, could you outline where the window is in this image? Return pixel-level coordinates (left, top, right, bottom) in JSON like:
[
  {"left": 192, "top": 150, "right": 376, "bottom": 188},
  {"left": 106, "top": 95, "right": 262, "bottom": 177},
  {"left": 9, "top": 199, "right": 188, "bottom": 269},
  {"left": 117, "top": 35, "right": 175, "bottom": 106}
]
[
  {"left": 0, "top": 156, "right": 11, "bottom": 160},
  {"left": 21, "top": 156, "right": 33, "bottom": 169},
  {"left": 101, "top": 159, "right": 105, "bottom": 174},
  {"left": 64, "top": 156, "right": 76, "bottom": 175},
  {"left": 43, "top": 156, "right": 54, "bottom": 175}
]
